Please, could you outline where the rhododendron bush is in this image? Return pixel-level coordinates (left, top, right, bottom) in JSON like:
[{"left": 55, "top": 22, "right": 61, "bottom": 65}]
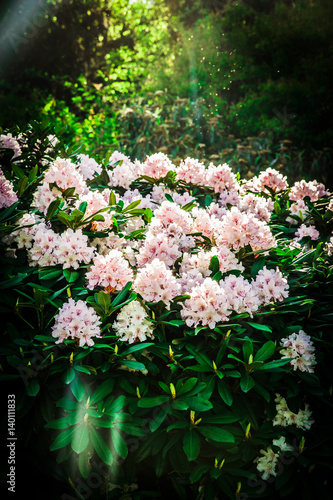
[{"left": 0, "top": 123, "right": 333, "bottom": 500}]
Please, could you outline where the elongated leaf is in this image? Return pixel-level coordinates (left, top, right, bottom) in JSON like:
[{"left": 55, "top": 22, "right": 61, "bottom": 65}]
[
  {"left": 45, "top": 417, "right": 69, "bottom": 429},
  {"left": 257, "top": 358, "right": 291, "bottom": 371},
  {"left": 111, "top": 428, "right": 128, "bottom": 459},
  {"left": 110, "top": 281, "right": 132, "bottom": 308},
  {"left": 217, "top": 379, "right": 233, "bottom": 406},
  {"left": 39, "top": 268, "right": 63, "bottom": 281},
  {"left": 149, "top": 406, "right": 169, "bottom": 432},
  {"left": 182, "top": 396, "right": 213, "bottom": 412},
  {"left": 90, "top": 426, "right": 113, "bottom": 465},
  {"left": 119, "top": 359, "right": 146, "bottom": 371},
  {"left": 137, "top": 396, "right": 169, "bottom": 408},
  {"left": 189, "top": 463, "right": 211, "bottom": 483},
  {"left": 247, "top": 322, "right": 272, "bottom": 333},
  {"left": 56, "top": 397, "right": 81, "bottom": 410},
  {"left": 240, "top": 373, "right": 255, "bottom": 393},
  {"left": 50, "top": 427, "right": 76, "bottom": 451},
  {"left": 183, "top": 430, "right": 200, "bottom": 461},
  {"left": 198, "top": 426, "right": 235, "bottom": 443},
  {"left": 70, "top": 375, "right": 86, "bottom": 403},
  {"left": 71, "top": 425, "right": 89, "bottom": 454},
  {"left": 254, "top": 341, "right": 276, "bottom": 363},
  {"left": 177, "top": 377, "right": 198, "bottom": 396},
  {"left": 121, "top": 342, "right": 155, "bottom": 356},
  {"left": 90, "top": 379, "right": 115, "bottom": 404},
  {"left": 105, "top": 395, "right": 126, "bottom": 414}
]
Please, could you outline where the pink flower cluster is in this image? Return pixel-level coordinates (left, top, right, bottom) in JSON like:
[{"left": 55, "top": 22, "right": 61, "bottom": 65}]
[
  {"left": 280, "top": 330, "right": 316, "bottom": 372},
  {"left": 52, "top": 298, "right": 102, "bottom": 346},
  {"left": 214, "top": 207, "right": 276, "bottom": 252},
  {"left": 77, "top": 154, "right": 102, "bottom": 180},
  {"left": 140, "top": 152, "right": 175, "bottom": 180},
  {"left": 0, "top": 166, "right": 18, "bottom": 208},
  {"left": 176, "top": 157, "right": 207, "bottom": 185},
  {"left": 86, "top": 249, "right": 133, "bottom": 292},
  {"left": 245, "top": 168, "right": 288, "bottom": 193},
  {"left": 33, "top": 158, "right": 87, "bottom": 213},
  {"left": 133, "top": 258, "right": 181, "bottom": 308},
  {"left": 294, "top": 224, "right": 320, "bottom": 241},
  {"left": 205, "top": 162, "right": 239, "bottom": 193},
  {"left": 107, "top": 151, "right": 138, "bottom": 189},
  {"left": 289, "top": 179, "right": 330, "bottom": 202},
  {"left": 0, "top": 133, "right": 22, "bottom": 159},
  {"left": 112, "top": 300, "right": 154, "bottom": 343},
  {"left": 254, "top": 266, "right": 289, "bottom": 305}
]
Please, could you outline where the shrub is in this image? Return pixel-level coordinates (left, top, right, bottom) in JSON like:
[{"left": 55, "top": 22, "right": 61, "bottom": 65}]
[{"left": 0, "top": 122, "right": 333, "bottom": 499}]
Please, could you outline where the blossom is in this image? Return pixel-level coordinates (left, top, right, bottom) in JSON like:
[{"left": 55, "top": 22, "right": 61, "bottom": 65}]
[
  {"left": 153, "top": 201, "right": 193, "bottom": 234},
  {"left": 136, "top": 230, "right": 182, "bottom": 268},
  {"left": 52, "top": 298, "right": 102, "bottom": 346},
  {"left": 289, "top": 179, "right": 330, "bottom": 202},
  {"left": 214, "top": 207, "right": 276, "bottom": 252},
  {"left": 254, "top": 446, "right": 279, "bottom": 480},
  {"left": 273, "top": 394, "right": 314, "bottom": 430},
  {"left": 86, "top": 249, "right": 133, "bottom": 292},
  {"left": 246, "top": 168, "right": 288, "bottom": 194},
  {"left": 175, "top": 157, "right": 207, "bottom": 185},
  {"left": 140, "top": 152, "right": 175, "bottom": 179},
  {"left": 107, "top": 151, "right": 138, "bottom": 189},
  {"left": 133, "top": 258, "right": 181, "bottom": 308},
  {"left": 77, "top": 154, "right": 102, "bottom": 180},
  {"left": 112, "top": 300, "right": 154, "bottom": 343},
  {"left": 286, "top": 200, "right": 308, "bottom": 224},
  {"left": 272, "top": 436, "right": 294, "bottom": 452},
  {"left": 0, "top": 166, "right": 18, "bottom": 208},
  {"left": 180, "top": 278, "right": 231, "bottom": 328},
  {"left": 0, "top": 133, "right": 21, "bottom": 159},
  {"left": 294, "top": 224, "right": 320, "bottom": 241},
  {"left": 325, "top": 235, "right": 333, "bottom": 256},
  {"left": 206, "top": 162, "right": 239, "bottom": 193},
  {"left": 219, "top": 274, "right": 261, "bottom": 316},
  {"left": 280, "top": 330, "right": 316, "bottom": 373},
  {"left": 254, "top": 266, "right": 289, "bottom": 305}
]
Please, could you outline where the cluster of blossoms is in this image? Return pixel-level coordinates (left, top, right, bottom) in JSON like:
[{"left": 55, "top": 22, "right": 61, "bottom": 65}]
[
  {"left": 112, "top": 300, "right": 154, "bottom": 343},
  {"left": 289, "top": 179, "right": 330, "bottom": 202},
  {"left": 254, "top": 437, "right": 294, "bottom": 481},
  {"left": 86, "top": 250, "right": 133, "bottom": 293},
  {"left": 244, "top": 168, "right": 288, "bottom": 194},
  {"left": 52, "top": 298, "right": 102, "bottom": 346},
  {"left": 180, "top": 267, "right": 289, "bottom": 329},
  {"left": 0, "top": 133, "right": 22, "bottom": 159},
  {"left": 273, "top": 394, "right": 314, "bottom": 430},
  {"left": 280, "top": 330, "right": 316, "bottom": 373},
  {"left": 77, "top": 153, "right": 102, "bottom": 180},
  {"left": 0, "top": 166, "right": 18, "bottom": 209},
  {"left": 294, "top": 224, "right": 320, "bottom": 241}
]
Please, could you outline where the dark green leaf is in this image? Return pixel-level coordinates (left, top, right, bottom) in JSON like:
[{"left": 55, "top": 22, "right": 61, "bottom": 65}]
[
  {"left": 198, "top": 426, "right": 235, "bottom": 443},
  {"left": 183, "top": 430, "right": 200, "bottom": 461},
  {"left": 71, "top": 425, "right": 89, "bottom": 454}
]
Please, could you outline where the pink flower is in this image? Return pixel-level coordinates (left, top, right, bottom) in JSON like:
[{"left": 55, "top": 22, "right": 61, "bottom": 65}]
[
  {"left": 176, "top": 157, "right": 207, "bottom": 185},
  {"left": 133, "top": 258, "right": 181, "bottom": 308},
  {"left": 254, "top": 266, "right": 289, "bottom": 305},
  {"left": 52, "top": 298, "right": 102, "bottom": 346},
  {"left": 294, "top": 224, "right": 319, "bottom": 241},
  {"left": 107, "top": 151, "right": 138, "bottom": 189},
  {"left": 289, "top": 179, "right": 330, "bottom": 202},
  {"left": 0, "top": 133, "right": 21, "bottom": 159},
  {"left": 0, "top": 166, "right": 18, "bottom": 208},
  {"left": 206, "top": 162, "right": 239, "bottom": 193},
  {"left": 280, "top": 330, "right": 316, "bottom": 373},
  {"left": 77, "top": 154, "right": 102, "bottom": 180},
  {"left": 86, "top": 249, "right": 133, "bottom": 292},
  {"left": 180, "top": 277, "right": 231, "bottom": 328},
  {"left": 245, "top": 168, "right": 288, "bottom": 193},
  {"left": 140, "top": 152, "right": 175, "bottom": 180}
]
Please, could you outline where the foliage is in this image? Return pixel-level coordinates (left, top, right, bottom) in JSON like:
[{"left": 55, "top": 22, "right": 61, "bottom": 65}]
[{"left": 1, "top": 121, "right": 333, "bottom": 499}]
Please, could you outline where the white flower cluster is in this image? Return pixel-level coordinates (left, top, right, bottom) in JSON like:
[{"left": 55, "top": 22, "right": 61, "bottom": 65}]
[
  {"left": 254, "top": 437, "right": 294, "bottom": 481},
  {"left": 112, "top": 301, "right": 154, "bottom": 344},
  {"left": 273, "top": 394, "right": 314, "bottom": 430},
  {"left": 280, "top": 330, "right": 316, "bottom": 373},
  {"left": 52, "top": 298, "right": 102, "bottom": 346}
]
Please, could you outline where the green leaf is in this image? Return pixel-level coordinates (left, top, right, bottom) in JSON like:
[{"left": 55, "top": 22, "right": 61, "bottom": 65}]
[
  {"left": 217, "top": 379, "right": 233, "bottom": 406},
  {"left": 119, "top": 359, "right": 146, "bottom": 371},
  {"left": 78, "top": 448, "right": 91, "bottom": 479},
  {"left": 90, "top": 426, "right": 113, "bottom": 465},
  {"left": 120, "top": 342, "right": 155, "bottom": 356},
  {"left": 63, "top": 269, "right": 80, "bottom": 283},
  {"left": 240, "top": 373, "right": 255, "bottom": 393},
  {"left": 110, "top": 281, "right": 133, "bottom": 308},
  {"left": 62, "top": 367, "right": 76, "bottom": 385},
  {"left": 26, "top": 378, "right": 40, "bottom": 397},
  {"left": 209, "top": 255, "right": 220, "bottom": 275},
  {"left": 149, "top": 406, "right": 169, "bottom": 432},
  {"left": 90, "top": 379, "right": 115, "bottom": 404},
  {"left": 254, "top": 341, "right": 276, "bottom": 363},
  {"left": 96, "top": 290, "right": 111, "bottom": 312},
  {"left": 137, "top": 396, "right": 169, "bottom": 408},
  {"left": 182, "top": 396, "right": 213, "bottom": 412},
  {"left": 190, "top": 463, "right": 211, "bottom": 483},
  {"left": 111, "top": 428, "right": 128, "bottom": 459},
  {"left": 56, "top": 397, "right": 81, "bottom": 410},
  {"left": 105, "top": 395, "right": 126, "bottom": 414},
  {"left": 257, "top": 358, "right": 291, "bottom": 371},
  {"left": 39, "top": 268, "right": 63, "bottom": 281},
  {"left": 0, "top": 272, "right": 28, "bottom": 289},
  {"left": 57, "top": 211, "right": 73, "bottom": 227},
  {"left": 70, "top": 375, "right": 86, "bottom": 403},
  {"left": 177, "top": 378, "right": 198, "bottom": 396},
  {"left": 183, "top": 430, "right": 200, "bottom": 461},
  {"left": 198, "top": 426, "right": 235, "bottom": 443},
  {"left": 50, "top": 427, "right": 76, "bottom": 451},
  {"left": 247, "top": 322, "right": 272, "bottom": 333},
  {"left": 45, "top": 417, "right": 69, "bottom": 429},
  {"left": 71, "top": 425, "right": 89, "bottom": 454},
  {"left": 46, "top": 197, "right": 62, "bottom": 220}
]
